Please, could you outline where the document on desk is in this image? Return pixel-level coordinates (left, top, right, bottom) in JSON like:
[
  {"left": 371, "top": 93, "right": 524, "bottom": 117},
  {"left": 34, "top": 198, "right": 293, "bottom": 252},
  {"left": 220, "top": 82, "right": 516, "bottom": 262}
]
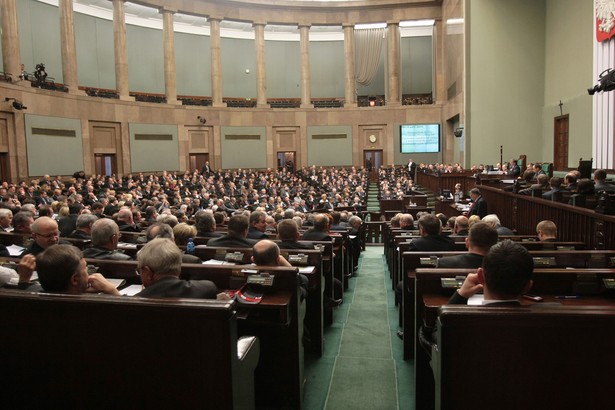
[
  {"left": 117, "top": 242, "right": 137, "bottom": 249},
  {"left": 468, "top": 294, "right": 484, "bottom": 305},
  {"left": 120, "top": 285, "right": 143, "bottom": 296},
  {"left": 105, "top": 278, "right": 126, "bottom": 289},
  {"left": 298, "top": 266, "right": 315, "bottom": 274},
  {"left": 7, "top": 244, "right": 25, "bottom": 256},
  {"left": 202, "top": 260, "right": 236, "bottom": 265}
]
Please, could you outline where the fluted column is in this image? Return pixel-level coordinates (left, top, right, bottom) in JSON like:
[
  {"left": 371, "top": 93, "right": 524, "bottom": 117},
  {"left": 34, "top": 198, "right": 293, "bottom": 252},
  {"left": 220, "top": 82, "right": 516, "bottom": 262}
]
[
  {"left": 387, "top": 21, "right": 401, "bottom": 106},
  {"left": 254, "top": 22, "right": 267, "bottom": 108},
  {"left": 343, "top": 23, "right": 357, "bottom": 107},
  {"left": 1, "top": 0, "right": 21, "bottom": 83},
  {"left": 111, "top": 0, "right": 133, "bottom": 100},
  {"left": 160, "top": 7, "right": 179, "bottom": 105},
  {"left": 210, "top": 17, "right": 224, "bottom": 107},
  {"left": 59, "top": 0, "right": 83, "bottom": 94},
  {"left": 299, "top": 24, "right": 312, "bottom": 108}
]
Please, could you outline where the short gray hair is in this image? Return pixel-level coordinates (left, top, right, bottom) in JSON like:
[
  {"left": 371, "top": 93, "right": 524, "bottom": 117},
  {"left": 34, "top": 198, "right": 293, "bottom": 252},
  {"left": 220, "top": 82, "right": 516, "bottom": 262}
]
[
  {"left": 76, "top": 213, "right": 98, "bottom": 229},
  {"left": 137, "top": 237, "right": 182, "bottom": 276},
  {"left": 91, "top": 218, "right": 119, "bottom": 247}
]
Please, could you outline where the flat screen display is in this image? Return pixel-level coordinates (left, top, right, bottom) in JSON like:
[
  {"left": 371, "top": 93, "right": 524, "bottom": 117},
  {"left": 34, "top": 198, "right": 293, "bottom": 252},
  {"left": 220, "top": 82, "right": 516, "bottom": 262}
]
[{"left": 400, "top": 124, "right": 440, "bottom": 153}]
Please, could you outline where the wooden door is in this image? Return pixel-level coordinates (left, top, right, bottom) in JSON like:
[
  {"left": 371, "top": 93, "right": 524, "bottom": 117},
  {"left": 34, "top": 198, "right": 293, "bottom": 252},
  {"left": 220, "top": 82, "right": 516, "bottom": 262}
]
[
  {"left": 94, "top": 154, "right": 117, "bottom": 176},
  {"left": 364, "top": 150, "right": 382, "bottom": 181},
  {"left": 554, "top": 115, "right": 569, "bottom": 170},
  {"left": 189, "top": 153, "right": 209, "bottom": 173}
]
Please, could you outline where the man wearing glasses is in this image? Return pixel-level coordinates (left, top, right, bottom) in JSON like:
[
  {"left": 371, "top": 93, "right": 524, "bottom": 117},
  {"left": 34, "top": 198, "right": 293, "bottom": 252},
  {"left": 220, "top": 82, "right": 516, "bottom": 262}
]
[{"left": 21, "top": 217, "right": 60, "bottom": 257}]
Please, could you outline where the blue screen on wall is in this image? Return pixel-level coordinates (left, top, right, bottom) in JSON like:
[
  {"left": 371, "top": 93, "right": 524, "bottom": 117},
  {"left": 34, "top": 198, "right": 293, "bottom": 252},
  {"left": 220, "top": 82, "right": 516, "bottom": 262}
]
[{"left": 400, "top": 124, "right": 440, "bottom": 153}]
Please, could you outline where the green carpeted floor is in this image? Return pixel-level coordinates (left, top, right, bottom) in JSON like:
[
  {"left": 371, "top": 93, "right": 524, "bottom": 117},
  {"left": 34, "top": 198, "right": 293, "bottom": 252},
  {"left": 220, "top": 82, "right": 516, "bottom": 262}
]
[{"left": 303, "top": 246, "right": 414, "bottom": 410}]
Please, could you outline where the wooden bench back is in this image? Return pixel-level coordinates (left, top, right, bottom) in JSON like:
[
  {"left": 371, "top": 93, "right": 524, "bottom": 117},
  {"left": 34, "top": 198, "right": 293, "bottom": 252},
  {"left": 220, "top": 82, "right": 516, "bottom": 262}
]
[
  {"left": 435, "top": 304, "right": 615, "bottom": 410},
  {"left": 0, "top": 290, "right": 247, "bottom": 409}
]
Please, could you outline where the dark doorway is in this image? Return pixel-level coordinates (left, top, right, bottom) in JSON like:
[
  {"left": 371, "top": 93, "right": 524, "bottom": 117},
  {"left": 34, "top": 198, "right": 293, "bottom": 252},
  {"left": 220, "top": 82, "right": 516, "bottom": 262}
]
[
  {"left": 94, "top": 154, "right": 117, "bottom": 177},
  {"left": 554, "top": 115, "right": 569, "bottom": 170},
  {"left": 363, "top": 150, "right": 382, "bottom": 181},
  {"left": 189, "top": 153, "right": 209, "bottom": 173},
  {"left": 0, "top": 153, "right": 8, "bottom": 183},
  {"left": 277, "top": 151, "right": 296, "bottom": 172}
]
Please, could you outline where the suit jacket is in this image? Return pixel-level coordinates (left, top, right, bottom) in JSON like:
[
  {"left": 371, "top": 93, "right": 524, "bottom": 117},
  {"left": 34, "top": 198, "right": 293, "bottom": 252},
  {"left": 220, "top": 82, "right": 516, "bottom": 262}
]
[
  {"left": 197, "top": 230, "right": 224, "bottom": 238},
  {"left": 58, "top": 214, "right": 79, "bottom": 237},
  {"left": 278, "top": 240, "right": 313, "bottom": 250},
  {"left": 247, "top": 227, "right": 268, "bottom": 240},
  {"left": 437, "top": 253, "right": 483, "bottom": 269},
  {"left": 206, "top": 235, "right": 257, "bottom": 248},
  {"left": 408, "top": 234, "right": 455, "bottom": 252},
  {"left": 136, "top": 276, "right": 218, "bottom": 299},
  {"left": 467, "top": 196, "right": 488, "bottom": 219},
  {"left": 302, "top": 229, "right": 333, "bottom": 242},
  {"left": 67, "top": 229, "right": 91, "bottom": 240},
  {"left": 82, "top": 247, "right": 132, "bottom": 261}
]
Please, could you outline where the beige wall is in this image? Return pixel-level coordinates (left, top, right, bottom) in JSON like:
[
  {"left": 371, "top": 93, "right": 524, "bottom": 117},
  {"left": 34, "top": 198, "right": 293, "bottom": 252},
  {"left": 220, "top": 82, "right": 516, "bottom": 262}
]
[
  {"left": 542, "top": 0, "right": 593, "bottom": 167},
  {"left": 467, "top": 0, "right": 546, "bottom": 166},
  {"left": 467, "top": 0, "right": 593, "bottom": 168}
]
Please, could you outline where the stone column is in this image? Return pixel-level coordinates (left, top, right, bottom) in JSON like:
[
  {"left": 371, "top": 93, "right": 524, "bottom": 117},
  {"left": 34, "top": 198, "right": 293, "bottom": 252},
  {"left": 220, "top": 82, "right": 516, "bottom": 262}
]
[
  {"left": 112, "top": 0, "right": 133, "bottom": 101},
  {"left": 210, "top": 17, "right": 224, "bottom": 107},
  {"left": 299, "top": 24, "right": 312, "bottom": 108},
  {"left": 387, "top": 21, "right": 401, "bottom": 106},
  {"left": 343, "top": 23, "right": 357, "bottom": 107},
  {"left": 254, "top": 22, "right": 267, "bottom": 108},
  {"left": 160, "top": 7, "right": 179, "bottom": 105},
  {"left": 1, "top": 0, "right": 21, "bottom": 83},
  {"left": 59, "top": 0, "right": 83, "bottom": 94}
]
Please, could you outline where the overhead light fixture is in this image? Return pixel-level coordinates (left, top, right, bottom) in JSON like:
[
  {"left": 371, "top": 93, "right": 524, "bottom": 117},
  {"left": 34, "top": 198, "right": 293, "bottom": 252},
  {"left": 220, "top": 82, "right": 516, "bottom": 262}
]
[
  {"left": 5, "top": 97, "right": 27, "bottom": 110},
  {"left": 400, "top": 20, "right": 435, "bottom": 27},
  {"left": 355, "top": 23, "right": 386, "bottom": 30}
]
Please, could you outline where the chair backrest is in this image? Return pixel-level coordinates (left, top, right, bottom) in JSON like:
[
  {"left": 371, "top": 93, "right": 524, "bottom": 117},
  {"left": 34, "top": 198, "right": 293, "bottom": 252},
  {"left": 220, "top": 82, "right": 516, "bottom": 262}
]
[
  {"left": 0, "top": 290, "right": 244, "bottom": 409},
  {"left": 435, "top": 304, "right": 615, "bottom": 410}
]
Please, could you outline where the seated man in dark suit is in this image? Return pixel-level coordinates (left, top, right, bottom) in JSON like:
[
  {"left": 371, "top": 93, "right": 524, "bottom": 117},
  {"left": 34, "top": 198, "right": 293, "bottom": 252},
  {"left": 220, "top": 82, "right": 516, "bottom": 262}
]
[
  {"left": 58, "top": 203, "right": 83, "bottom": 237},
  {"left": 34, "top": 244, "right": 120, "bottom": 295},
  {"left": 482, "top": 214, "right": 514, "bottom": 236},
  {"left": 195, "top": 210, "right": 223, "bottom": 238},
  {"left": 450, "top": 216, "right": 469, "bottom": 237},
  {"left": 466, "top": 188, "right": 488, "bottom": 219},
  {"left": 408, "top": 214, "right": 455, "bottom": 251},
  {"left": 437, "top": 222, "right": 498, "bottom": 268},
  {"left": 594, "top": 169, "right": 615, "bottom": 193},
  {"left": 420, "top": 240, "right": 535, "bottom": 359},
  {"left": 136, "top": 238, "right": 220, "bottom": 299},
  {"left": 116, "top": 207, "right": 142, "bottom": 232},
  {"left": 67, "top": 213, "right": 97, "bottom": 239},
  {"left": 541, "top": 176, "right": 564, "bottom": 200},
  {"left": 518, "top": 173, "right": 549, "bottom": 195},
  {"left": 277, "top": 219, "right": 312, "bottom": 249},
  {"left": 536, "top": 220, "right": 557, "bottom": 242},
  {"left": 247, "top": 210, "right": 269, "bottom": 240},
  {"left": 447, "top": 240, "right": 534, "bottom": 305},
  {"left": 302, "top": 213, "right": 333, "bottom": 242},
  {"left": 207, "top": 214, "right": 257, "bottom": 248},
  {"left": 21, "top": 216, "right": 60, "bottom": 257},
  {"left": 82, "top": 218, "right": 132, "bottom": 260}
]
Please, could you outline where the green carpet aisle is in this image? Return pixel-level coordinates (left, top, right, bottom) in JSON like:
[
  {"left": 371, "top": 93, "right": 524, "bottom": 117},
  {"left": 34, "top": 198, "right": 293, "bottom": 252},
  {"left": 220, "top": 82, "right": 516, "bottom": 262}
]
[{"left": 302, "top": 246, "right": 414, "bottom": 410}]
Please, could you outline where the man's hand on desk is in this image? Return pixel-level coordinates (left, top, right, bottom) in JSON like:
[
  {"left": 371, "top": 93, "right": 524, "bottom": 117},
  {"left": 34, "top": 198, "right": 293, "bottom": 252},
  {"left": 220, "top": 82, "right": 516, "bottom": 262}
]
[
  {"left": 87, "top": 273, "right": 121, "bottom": 295},
  {"left": 217, "top": 292, "right": 231, "bottom": 301},
  {"left": 457, "top": 273, "right": 483, "bottom": 299}
]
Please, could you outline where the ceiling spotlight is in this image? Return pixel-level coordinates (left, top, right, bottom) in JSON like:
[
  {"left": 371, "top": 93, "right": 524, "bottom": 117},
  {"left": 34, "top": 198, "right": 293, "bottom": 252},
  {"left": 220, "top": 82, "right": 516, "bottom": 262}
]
[
  {"left": 5, "top": 97, "right": 27, "bottom": 110},
  {"left": 197, "top": 116, "right": 206, "bottom": 124}
]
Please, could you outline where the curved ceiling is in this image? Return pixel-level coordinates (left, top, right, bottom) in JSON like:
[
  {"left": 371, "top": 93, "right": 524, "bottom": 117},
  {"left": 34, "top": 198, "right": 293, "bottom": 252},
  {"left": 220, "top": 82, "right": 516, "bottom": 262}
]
[{"left": 38, "top": 0, "right": 435, "bottom": 40}]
